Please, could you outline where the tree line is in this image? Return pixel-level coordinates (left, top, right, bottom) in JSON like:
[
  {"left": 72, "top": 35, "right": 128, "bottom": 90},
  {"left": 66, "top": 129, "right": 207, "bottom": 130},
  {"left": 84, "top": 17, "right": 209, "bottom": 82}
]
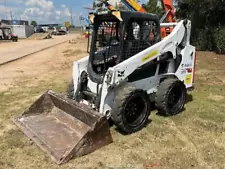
[{"left": 143, "top": 0, "right": 225, "bottom": 54}]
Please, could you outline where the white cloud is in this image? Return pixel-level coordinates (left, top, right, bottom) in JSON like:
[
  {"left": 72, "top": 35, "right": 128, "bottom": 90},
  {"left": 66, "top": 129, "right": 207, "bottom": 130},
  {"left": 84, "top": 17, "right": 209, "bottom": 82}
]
[
  {"left": 0, "top": 4, "right": 20, "bottom": 20},
  {"left": 63, "top": 8, "right": 71, "bottom": 17},
  {"left": 61, "top": 4, "right": 66, "bottom": 8},
  {"left": 20, "top": 0, "right": 72, "bottom": 24},
  {"left": 0, "top": 0, "right": 77, "bottom": 25},
  {"left": 55, "top": 10, "right": 61, "bottom": 16},
  {"left": 25, "top": 0, "right": 54, "bottom": 11},
  {"left": 0, "top": 5, "right": 7, "bottom": 15},
  {"left": 0, "top": 0, "right": 22, "bottom": 3},
  {"left": 60, "top": 4, "right": 71, "bottom": 17},
  {"left": 24, "top": 8, "right": 43, "bottom": 16}
]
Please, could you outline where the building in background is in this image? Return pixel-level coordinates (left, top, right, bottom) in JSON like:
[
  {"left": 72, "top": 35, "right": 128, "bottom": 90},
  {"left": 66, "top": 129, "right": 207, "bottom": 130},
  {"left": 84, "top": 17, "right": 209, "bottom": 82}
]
[
  {"left": 0, "top": 19, "right": 29, "bottom": 26},
  {"left": 0, "top": 19, "right": 34, "bottom": 38}
]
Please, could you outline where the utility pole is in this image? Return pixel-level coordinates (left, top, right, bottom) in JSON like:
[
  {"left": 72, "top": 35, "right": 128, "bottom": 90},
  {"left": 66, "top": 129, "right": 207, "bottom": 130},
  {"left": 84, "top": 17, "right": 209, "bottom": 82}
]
[
  {"left": 20, "top": 16, "right": 22, "bottom": 25},
  {"left": 10, "top": 10, "right": 14, "bottom": 33},
  {"left": 3, "top": 0, "right": 7, "bottom": 19},
  {"left": 70, "top": 7, "right": 73, "bottom": 27},
  {"left": 10, "top": 10, "right": 13, "bottom": 23}
]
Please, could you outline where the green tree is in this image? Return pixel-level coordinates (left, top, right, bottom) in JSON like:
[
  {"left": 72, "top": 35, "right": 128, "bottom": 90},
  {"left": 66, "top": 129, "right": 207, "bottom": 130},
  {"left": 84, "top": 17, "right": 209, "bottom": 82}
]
[
  {"left": 93, "top": 0, "right": 108, "bottom": 12},
  {"left": 30, "top": 20, "right": 37, "bottom": 27},
  {"left": 142, "top": 0, "right": 164, "bottom": 16},
  {"left": 176, "top": 0, "right": 225, "bottom": 53},
  {"left": 115, "top": 2, "right": 128, "bottom": 11}
]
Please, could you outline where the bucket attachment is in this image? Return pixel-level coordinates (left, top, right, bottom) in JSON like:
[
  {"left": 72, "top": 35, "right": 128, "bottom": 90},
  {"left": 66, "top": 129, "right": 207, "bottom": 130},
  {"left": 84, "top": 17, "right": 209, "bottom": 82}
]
[{"left": 14, "top": 90, "right": 113, "bottom": 165}]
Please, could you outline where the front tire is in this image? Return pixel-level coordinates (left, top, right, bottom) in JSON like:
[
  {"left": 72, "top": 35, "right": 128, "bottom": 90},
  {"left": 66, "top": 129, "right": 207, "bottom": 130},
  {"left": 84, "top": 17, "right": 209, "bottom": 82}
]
[
  {"left": 155, "top": 78, "right": 187, "bottom": 116},
  {"left": 111, "top": 86, "right": 151, "bottom": 134}
]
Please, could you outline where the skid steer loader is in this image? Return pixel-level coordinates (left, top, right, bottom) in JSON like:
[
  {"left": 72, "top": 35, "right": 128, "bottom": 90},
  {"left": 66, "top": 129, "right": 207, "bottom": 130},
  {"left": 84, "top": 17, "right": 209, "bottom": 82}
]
[{"left": 15, "top": 10, "right": 196, "bottom": 165}]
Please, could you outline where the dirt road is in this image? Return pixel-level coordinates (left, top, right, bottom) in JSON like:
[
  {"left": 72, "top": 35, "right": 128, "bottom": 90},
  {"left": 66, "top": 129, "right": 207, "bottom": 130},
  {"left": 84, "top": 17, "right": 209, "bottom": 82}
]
[
  {"left": 0, "top": 33, "right": 79, "bottom": 65},
  {"left": 0, "top": 35, "right": 88, "bottom": 92}
]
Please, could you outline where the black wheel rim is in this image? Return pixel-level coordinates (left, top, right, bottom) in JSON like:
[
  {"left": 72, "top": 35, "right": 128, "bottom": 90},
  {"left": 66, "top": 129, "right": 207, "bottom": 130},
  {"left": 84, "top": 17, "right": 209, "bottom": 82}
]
[
  {"left": 167, "top": 85, "right": 185, "bottom": 113},
  {"left": 124, "top": 95, "right": 148, "bottom": 128}
]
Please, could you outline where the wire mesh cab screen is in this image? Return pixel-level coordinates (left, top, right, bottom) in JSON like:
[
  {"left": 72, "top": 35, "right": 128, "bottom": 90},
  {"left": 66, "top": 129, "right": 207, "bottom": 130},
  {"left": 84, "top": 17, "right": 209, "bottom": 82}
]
[
  {"left": 91, "top": 15, "right": 158, "bottom": 75},
  {"left": 92, "top": 20, "right": 121, "bottom": 75},
  {"left": 122, "top": 19, "right": 157, "bottom": 61}
]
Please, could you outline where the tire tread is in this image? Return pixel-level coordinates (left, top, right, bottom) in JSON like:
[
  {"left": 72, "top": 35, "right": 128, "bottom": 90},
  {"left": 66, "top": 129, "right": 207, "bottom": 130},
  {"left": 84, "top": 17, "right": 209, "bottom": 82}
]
[
  {"left": 111, "top": 86, "right": 150, "bottom": 134},
  {"left": 155, "top": 78, "right": 186, "bottom": 116}
]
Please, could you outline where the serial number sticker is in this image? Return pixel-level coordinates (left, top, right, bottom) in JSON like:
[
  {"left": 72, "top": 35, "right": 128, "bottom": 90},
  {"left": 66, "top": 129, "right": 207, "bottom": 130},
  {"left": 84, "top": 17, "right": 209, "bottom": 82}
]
[
  {"left": 185, "top": 74, "right": 192, "bottom": 84},
  {"left": 142, "top": 50, "right": 158, "bottom": 63},
  {"left": 181, "top": 69, "right": 186, "bottom": 74}
]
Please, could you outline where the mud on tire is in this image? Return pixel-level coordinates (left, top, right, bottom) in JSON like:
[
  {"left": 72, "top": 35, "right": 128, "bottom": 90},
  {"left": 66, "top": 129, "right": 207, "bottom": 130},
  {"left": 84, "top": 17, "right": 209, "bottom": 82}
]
[
  {"left": 111, "top": 86, "right": 151, "bottom": 134},
  {"left": 155, "top": 78, "right": 187, "bottom": 116}
]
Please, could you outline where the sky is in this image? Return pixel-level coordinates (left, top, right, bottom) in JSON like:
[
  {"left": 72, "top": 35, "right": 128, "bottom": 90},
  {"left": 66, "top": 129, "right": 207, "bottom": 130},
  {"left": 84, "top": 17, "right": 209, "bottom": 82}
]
[{"left": 0, "top": 0, "right": 125, "bottom": 26}]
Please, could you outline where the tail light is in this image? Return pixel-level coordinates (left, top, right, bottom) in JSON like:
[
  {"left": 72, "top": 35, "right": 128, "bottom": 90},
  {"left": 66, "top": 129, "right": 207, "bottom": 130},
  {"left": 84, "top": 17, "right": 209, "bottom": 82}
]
[{"left": 186, "top": 68, "right": 193, "bottom": 73}]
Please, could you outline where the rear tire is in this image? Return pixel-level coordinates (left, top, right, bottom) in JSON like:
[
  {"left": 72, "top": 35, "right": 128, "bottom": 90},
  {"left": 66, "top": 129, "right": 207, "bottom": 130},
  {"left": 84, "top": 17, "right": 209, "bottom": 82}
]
[
  {"left": 111, "top": 86, "right": 151, "bottom": 134},
  {"left": 155, "top": 78, "right": 187, "bottom": 116}
]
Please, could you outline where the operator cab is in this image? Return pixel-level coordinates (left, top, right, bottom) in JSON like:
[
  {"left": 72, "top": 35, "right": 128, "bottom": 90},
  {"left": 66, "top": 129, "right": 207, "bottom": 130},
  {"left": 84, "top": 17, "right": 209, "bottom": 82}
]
[{"left": 88, "top": 11, "right": 161, "bottom": 83}]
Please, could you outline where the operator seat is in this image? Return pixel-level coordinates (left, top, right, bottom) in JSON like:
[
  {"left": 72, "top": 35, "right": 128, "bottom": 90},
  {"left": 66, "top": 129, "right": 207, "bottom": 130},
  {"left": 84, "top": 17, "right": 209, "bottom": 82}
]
[{"left": 122, "top": 25, "right": 136, "bottom": 60}]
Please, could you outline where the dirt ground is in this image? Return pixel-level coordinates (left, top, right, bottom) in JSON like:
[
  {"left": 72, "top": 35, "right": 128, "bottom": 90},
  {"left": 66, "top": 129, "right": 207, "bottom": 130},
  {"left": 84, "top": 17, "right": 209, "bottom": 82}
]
[
  {"left": 1, "top": 36, "right": 225, "bottom": 169},
  {"left": 0, "top": 34, "right": 79, "bottom": 65},
  {"left": 0, "top": 35, "right": 84, "bottom": 92}
]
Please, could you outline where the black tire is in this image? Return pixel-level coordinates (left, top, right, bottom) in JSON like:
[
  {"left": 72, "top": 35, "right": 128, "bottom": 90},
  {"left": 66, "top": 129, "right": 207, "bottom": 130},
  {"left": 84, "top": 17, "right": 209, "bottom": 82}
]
[
  {"left": 12, "top": 38, "right": 18, "bottom": 42},
  {"left": 155, "top": 78, "right": 187, "bottom": 116},
  {"left": 67, "top": 80, "right": 74, "bottom": 99},
  {"left": 111, "top": 86, "right": 151, "bottom": 134}
]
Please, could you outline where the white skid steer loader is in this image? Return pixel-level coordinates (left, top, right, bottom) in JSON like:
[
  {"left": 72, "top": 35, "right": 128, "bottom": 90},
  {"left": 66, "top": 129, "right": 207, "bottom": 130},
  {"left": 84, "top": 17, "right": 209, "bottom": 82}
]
[
  {"left": 69, "top": 10, "right": 196, "bottom": 130},
  {"left": 15, "top": 10, "right": 196, "bottom": 165}
]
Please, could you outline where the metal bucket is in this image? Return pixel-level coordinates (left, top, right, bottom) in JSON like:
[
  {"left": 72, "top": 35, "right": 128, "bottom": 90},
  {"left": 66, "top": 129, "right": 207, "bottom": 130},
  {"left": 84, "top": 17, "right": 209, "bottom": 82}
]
[{"left": 14, "top": 90, "right": 113, "bottom": 165}]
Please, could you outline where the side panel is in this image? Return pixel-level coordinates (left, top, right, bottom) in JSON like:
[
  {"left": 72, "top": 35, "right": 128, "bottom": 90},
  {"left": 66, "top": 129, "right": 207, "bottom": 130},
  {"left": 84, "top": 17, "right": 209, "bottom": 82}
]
[
  {"left": 72, "top": 56, "right": 89, "bottom": 96},
  {"left": 12, "top": 25, "right": 26, "bottom": 38},
  {"left": 99, "top": 83, "right": 115, "bottom": 117},
  {"left": 175, "top": 45, "right": 196, "bottom": 88},
  {"left": 112, "top": 20, "right": 186, "bottom": 86}
]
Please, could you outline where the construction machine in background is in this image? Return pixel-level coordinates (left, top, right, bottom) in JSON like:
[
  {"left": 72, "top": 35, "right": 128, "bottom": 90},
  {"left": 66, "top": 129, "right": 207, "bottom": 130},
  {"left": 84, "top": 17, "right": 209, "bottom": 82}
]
[
  {"left": 85, "top": 0, "right": 177, "bottom": 49},
  {"left": 15, "top": 4, "right": 196, "bottom": 166},
  {"left": 86, "top": 0, "right": 177, "bottom": 52},
  {"left": 160, "top": 0, "right": 177, "bottom": 37},
  {"left": 0, "top": 26, "right": 18, "bottom": 42},
  {"left": 121, "top": 0, "right": 177, "bottom": 38}
]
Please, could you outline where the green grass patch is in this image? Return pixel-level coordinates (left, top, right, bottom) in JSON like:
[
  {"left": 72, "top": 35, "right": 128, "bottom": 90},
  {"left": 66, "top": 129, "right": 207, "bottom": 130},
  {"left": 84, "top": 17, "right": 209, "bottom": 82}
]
[{"left": 1, "top": 52, "right": 225, "bottom": 168}]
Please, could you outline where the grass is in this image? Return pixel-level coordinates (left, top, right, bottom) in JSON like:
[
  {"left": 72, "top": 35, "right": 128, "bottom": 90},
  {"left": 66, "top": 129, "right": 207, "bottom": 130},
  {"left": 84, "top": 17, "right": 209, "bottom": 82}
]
[{"left": 1, "top": 51, "right": 225, "bottom": 169}]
